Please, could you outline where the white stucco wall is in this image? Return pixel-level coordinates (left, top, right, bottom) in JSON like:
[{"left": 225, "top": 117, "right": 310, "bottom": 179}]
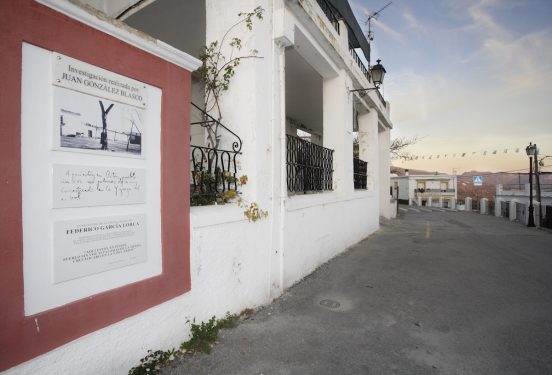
[
  {"left": 6, "top": 206, "right": 274, "bottom": 375},
  {"left": 283, "top": 192, "right": 379, "bottom": 288}
]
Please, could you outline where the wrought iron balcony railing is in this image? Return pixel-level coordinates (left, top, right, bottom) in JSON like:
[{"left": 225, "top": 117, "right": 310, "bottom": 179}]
[
  {"left": 287, "top": 134, "right": 334, "bottom": 193},
  {"left": 415, "top": 188, "right": 455, "bottom": 194},
  {"left": 316, "top": 0, "right": 340, "bottom": 34},
  {"left": 349, "top": 43, "right": 371, "bottom": 83},
  {"left": 353, "top": 157, "right": 368, "bottom": 189},
  {"left": 190, "top": 103, "right": 242, "bottom": 205}
]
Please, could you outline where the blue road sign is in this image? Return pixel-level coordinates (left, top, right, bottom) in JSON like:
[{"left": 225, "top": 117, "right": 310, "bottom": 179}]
[{"left": 473, "top": 175, "right": 483, "bottom": 186}]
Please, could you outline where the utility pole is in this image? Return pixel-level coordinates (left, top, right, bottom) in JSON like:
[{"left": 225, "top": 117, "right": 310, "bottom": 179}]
[{"left": 535, "top": 148, "right": 542, "bottom": 226}]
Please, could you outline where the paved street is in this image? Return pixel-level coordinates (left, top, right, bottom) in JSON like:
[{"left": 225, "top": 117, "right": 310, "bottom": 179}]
[{"left": 163, "top": 209, "right": 552, "bottom": 375}]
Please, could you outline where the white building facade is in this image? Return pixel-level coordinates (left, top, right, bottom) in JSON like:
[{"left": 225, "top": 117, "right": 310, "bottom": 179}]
[
  {"left": 495, "top": 183, "right": 552, "bottom": 226},
  {"left": 391, "top": 173, "right": 458, "bottom": 208},
  {"left": 2, "top": 0, "right": 393, "bottom": 374}
]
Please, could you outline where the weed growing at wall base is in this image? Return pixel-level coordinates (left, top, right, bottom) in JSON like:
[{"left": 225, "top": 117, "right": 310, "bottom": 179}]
[{"left": 128, "top": 310, "right": 253, "bottom": 375}]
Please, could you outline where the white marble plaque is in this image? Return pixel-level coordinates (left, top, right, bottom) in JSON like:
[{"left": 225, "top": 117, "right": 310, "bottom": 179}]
[
  {"left": 53, "top": 164, "right": 145, "bottom": 208},
  {"left": 53, "top": 214, "right": 147, "bottom": 283},
  {"left": 53, "top": 52, "right": 147, "bottom": 109}
]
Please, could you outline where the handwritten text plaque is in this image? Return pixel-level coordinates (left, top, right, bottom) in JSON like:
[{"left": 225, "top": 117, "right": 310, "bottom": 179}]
[
  {"left": 53, "top": 214, "right": 147, "bottom": 283},
  {"left": 53, "top": 164, "right": 145, "bottom": 208}
]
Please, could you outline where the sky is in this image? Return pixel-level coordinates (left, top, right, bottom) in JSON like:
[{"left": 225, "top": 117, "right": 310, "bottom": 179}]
[{"left": 350, "top": 0, "right": 552, "bottom": 174}]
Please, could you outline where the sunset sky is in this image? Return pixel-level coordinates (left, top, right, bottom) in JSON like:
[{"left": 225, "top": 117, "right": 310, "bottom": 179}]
[{"left": 352, "top": 0, "right": 552, "bottom": 174}]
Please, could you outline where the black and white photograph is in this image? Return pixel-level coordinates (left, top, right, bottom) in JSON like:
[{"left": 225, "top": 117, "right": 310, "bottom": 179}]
[{"left": 53, "top": 86, "right": 144, "bottom": 156}]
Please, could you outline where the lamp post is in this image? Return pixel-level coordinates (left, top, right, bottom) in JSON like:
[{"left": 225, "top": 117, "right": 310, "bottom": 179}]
[{"left": 525, "top": 142, "right": 537, "bottom": 227}]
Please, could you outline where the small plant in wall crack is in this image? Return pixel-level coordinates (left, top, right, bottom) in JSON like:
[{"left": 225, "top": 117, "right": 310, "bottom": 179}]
[
  {"left": 128, "top": 310, "right": 254, "bottom": 375},
  {"left": 128, "top": 348, "right": 179, "bottom": 375}
]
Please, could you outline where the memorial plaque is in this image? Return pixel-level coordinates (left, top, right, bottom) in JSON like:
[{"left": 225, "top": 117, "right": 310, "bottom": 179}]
[
  {"left": 53, "top": 164, "right": 146, "bottom": 208},
  {"left": 53, "top": 52, "right": 147, "bottom": 109},
  {"left": 53, "top": 214, "right": 147, "bottom": 283},
  {"left": 22, "top": 43, "right": 162, "bottom": 314}
]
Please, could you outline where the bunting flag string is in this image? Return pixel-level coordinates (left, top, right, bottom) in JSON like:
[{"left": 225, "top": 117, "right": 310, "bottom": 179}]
[{"left": 404, "top": 146, "right": 535, "bottom": 161}]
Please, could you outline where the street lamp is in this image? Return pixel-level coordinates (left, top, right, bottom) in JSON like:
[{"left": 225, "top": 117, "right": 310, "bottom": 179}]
[
  {"left": 350, "top": 59, "right": 387, "bottom": 93},
  {"left": 525, "top": 142, "right": 537, "bottom": 227},
  {"left": 371, "top": 59, "right": 386, "bottom": 86}
]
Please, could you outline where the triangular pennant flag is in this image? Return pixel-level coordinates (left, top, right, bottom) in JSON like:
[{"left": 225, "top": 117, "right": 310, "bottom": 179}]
[
  {"left": 492, "top": 150, "right": 497, "bottom": 154},
  {"left": 462, "top": 153, "right": 466, "bottom": 157}
]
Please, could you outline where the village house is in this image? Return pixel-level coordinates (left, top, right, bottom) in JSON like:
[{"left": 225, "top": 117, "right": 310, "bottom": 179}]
[
  {"left": 0, "top": 0, "right": 393, "bottom": 373},
  {"left": 391, "top": 170, "right": 458, "bottom": 208}
]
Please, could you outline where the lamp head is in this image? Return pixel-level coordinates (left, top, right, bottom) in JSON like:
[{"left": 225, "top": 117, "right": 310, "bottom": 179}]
[
  {"left": 371, "top": 59, "right": 386, "bottom": 87},
  {"left": 526, "top": 142, "right": 537, "bottom": 156}
]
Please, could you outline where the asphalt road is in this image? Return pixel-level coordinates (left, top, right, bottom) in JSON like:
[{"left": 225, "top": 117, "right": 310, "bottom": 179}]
[{"left": 162, "top": 209, "right": 552, "bottom": 375}]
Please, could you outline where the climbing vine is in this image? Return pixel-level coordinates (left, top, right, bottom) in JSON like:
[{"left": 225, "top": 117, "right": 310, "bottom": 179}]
[
  {"left": 198, "top": 6, "right": 264, "bottom": 149},
  {"left": 192, "top": 6, "right": 267, "bottom": 222}
]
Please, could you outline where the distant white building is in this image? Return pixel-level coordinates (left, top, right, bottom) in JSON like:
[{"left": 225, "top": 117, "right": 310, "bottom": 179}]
[
  {"left": 391, "top": 171, "right": 458, "bottom": 208},
  {"left": 495, "top": 183, "right": 552, "bottom": 226}
]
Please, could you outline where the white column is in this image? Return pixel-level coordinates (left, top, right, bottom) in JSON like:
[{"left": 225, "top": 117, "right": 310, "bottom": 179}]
[
  {"left": 465, "top": 197, "right": 472, "bottom": 212},
  {"left": 509, "top": 200, "right": 517, "bottom": 221},
  {"left": 378, "top": 127, "right": 391, "bottom": 218},
  {"left": 480, "top": 198, "right": 488, "bottom": 214},
  {"left": 495, "top": 198, "right": 502, "bottom": 217},
  {"left": 323, "top": 71, "right": 353, "bottom": 195},
  {"left": 428, "top": 197, "right": 433, "bottom": 207},
  {"left": 439, "top": 197, "right": 444, "bottom": 208},
  {"left": 358, "top": 109, "right": 378, "bottom": 193},
  {"left": 535, "top": 202, "right": 541, "bottom": 227}
]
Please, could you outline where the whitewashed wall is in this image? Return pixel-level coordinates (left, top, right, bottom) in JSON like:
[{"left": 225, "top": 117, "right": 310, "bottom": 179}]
[{"left": 283, "top": 192, "right": 379, "bottom": 288}]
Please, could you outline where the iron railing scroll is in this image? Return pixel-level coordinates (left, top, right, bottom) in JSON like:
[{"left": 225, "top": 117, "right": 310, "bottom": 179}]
[
  {"left": 286, "top": 134, "right": 334, "bottom": 193},
  {"left": 353, "top": 157, "right": 368, "bottom": 189},
  {"left": 190, "top": 103, "right": 242, "bottom": 204}
]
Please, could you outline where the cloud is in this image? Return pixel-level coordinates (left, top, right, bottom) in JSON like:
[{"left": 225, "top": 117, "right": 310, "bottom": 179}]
[
  {"left": 480, "top": 30, "right": 552, "bottom": 92},
  {"left": 402, "top": 10, "right": 426, "bottom": 33},
  {"left": 465, "top": 0, "right": 506, "bottom": 36},
  {"left": 372, "top": 18, "right": 404, "bottom": 42}
]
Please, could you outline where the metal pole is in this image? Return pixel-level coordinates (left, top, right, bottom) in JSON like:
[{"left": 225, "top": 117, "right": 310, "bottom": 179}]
[
  {"left": 396, "top": 186, "right": 400, "bottom": 216},
  {"left": 535, "top": 154, "right": 542, "bottom": 226},
  {"left": 528, "top": 155, "right": 535, "bottom": 227}
]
